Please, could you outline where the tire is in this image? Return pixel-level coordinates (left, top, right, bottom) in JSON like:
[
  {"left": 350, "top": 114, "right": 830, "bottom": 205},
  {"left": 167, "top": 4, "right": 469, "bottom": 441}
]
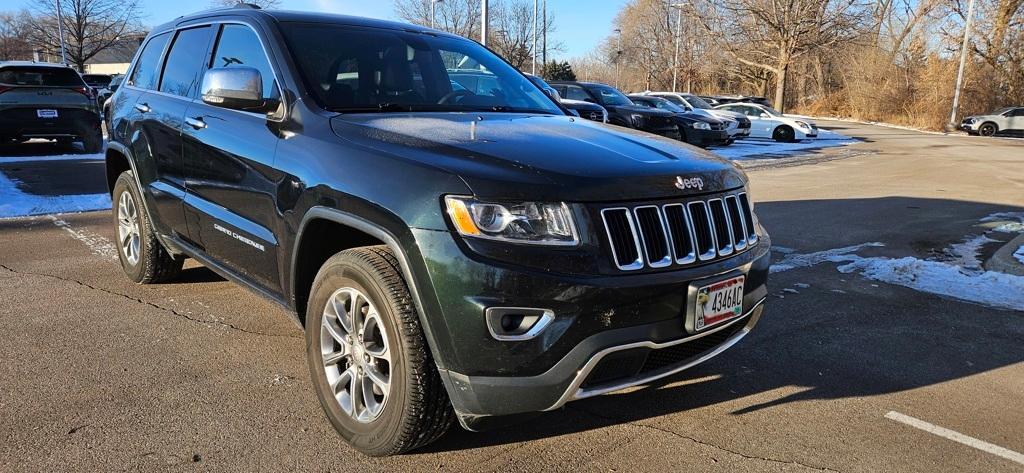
[
  {"left": 306, "top": 246, "right": 453, "bottom": 456},
  {"left": 773, "top": 125, "right": 795, "bottom": 142},
  {"left": 82, "top": 127, "right": 103, "bottom": 153},
  {"left": 979, "top": 122, "right": 998, "bottom": 137},
  {"left": 112, "top": 171, "right": 183, "bottom": 283}
]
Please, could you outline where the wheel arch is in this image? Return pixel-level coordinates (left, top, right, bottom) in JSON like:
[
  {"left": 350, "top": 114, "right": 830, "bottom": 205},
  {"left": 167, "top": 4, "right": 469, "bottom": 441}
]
[
  {"left": 290, "top": 206, "right": 453, "bottom": 371},
  {"left": 105, "top": 144, "right": 133, "bottom": 195}
]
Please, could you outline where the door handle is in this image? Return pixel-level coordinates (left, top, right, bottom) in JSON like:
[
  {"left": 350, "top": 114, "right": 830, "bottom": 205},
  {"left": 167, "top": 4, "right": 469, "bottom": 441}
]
[
  {"left": 185, "top": 117, "right": 207, "bottom": 130},
  {"left": 134, "top": 103, "right": 150, "bottom": 113}
]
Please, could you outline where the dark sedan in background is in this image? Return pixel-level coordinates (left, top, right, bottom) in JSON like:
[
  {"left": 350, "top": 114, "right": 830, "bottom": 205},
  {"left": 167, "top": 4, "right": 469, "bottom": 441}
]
[
  {"left": 629, "top": 94, "right": 730, "bottom": 148},
  {"left": 549, "top": 81, "right": 679, "bottom": 139},
  {"left": 526, "top": 74, "right": 607, "bottom": 123}
]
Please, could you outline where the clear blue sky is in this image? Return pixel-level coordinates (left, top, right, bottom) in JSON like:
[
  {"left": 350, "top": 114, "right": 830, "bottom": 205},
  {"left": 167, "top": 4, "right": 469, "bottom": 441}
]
[{"left": 7, "top": 0, "right": 626, "bottom": 59}]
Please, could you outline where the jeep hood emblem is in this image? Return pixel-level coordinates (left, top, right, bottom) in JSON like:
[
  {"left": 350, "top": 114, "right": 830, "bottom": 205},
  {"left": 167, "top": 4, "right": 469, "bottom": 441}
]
[{"left": 675, "top": 176, "right": 704, "bottom": 191}]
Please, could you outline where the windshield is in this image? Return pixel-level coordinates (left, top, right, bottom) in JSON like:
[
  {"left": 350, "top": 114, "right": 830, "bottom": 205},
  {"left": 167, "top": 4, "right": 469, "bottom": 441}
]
[
  {"left": 588, "top": 85, "right": 633, "bottom": 106},
  {"left": 280, "top": 23, "right": 562, "bottom": 115},
  {"left": 82, "top": 74, "right": 112, "bottom": 86},
  {"left": 0, "top": 66, "right": 85, "bottom": 87},
  {"left": 682, "top": 94, "right": 713, "bottom": 109},
  {"left": 649, "top": 98, "right": 685, "bottom": 113}
]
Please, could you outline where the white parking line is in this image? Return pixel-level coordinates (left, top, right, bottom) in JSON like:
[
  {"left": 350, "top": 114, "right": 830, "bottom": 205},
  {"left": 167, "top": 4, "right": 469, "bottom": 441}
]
[{"left": 885, "top": 411, "right": 1024, "bottom": 466}]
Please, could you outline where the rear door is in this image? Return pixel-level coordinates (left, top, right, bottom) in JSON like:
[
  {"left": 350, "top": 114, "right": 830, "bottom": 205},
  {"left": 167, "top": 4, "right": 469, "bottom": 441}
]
[
  {"left": 1010, "top": 108, "right": 1024, "bottom": 131},
  {"left": 181, "top": 22, "right": 284, "bottom": 292}
]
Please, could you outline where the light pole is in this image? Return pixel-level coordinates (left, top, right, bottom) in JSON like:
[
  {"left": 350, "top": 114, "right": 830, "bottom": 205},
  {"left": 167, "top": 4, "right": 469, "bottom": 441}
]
[
  {"left": 670, "top": 2, "right": 683, "bottom": 92},
  {"left": 55, "top": 0, "right": 68, "bottom": 65},
  {"left": 948, "top": 0, "right": 977, "bottom": 130},
  {"left": 614, "top": 28, "right": 622, "bottom": 89},
  {"left": 532, "top": 0, "right": 538, "bottom": 75},
  {"left": 430, "top": 0, "right": 443, "bottom": 29},
  {"left": 481, "top": 0, "right": 489, "bottom": 46},
  {"left": 542, "top": 0, "right": 547, "bottom": 70}
]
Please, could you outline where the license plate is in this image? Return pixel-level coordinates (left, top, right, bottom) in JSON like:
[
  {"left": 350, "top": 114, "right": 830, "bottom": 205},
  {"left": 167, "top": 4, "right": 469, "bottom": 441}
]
[
  {"left": 37, "top": 109, "right": 58, "bottom": 119},
  {"left": 694, "top": 275, "right": 745, "bottom": 331}
]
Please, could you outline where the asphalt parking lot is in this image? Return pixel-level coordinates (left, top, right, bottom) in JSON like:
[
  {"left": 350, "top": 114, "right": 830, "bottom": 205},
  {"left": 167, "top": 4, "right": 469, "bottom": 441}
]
[{"left": 1, "top": 121, "right": 1022, "bottom": 471}]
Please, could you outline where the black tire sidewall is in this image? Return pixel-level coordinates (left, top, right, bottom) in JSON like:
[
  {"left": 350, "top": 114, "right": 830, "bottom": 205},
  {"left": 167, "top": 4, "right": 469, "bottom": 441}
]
[
  {"left": 774, "top": 125, "right": 794, "bottom": 142},
  {"left": 305, "top": 257, "right": 410, "bottom": 454},
  {"left": 980, "top": 124, "right": 996, "bottom": 136},
  {"left": 112, "top": 172, "right": 150, "bottom": 282}
]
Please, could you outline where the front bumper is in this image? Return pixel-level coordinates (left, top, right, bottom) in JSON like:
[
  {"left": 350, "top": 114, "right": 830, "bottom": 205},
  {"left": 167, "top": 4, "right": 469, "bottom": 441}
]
[{"left": 412, "top": 227, "right": 771, "bottom": 427}]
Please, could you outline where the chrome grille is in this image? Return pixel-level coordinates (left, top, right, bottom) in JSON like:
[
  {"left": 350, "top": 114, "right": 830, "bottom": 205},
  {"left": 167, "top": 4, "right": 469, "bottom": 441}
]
[{"left": 601, "top": 192, "right": 758, "bottom": 271}]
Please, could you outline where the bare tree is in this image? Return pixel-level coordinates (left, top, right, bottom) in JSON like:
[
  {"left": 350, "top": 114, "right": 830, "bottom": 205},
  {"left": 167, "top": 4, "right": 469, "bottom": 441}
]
[
  {"left": 395, "top": 0, "right": 482, "bottom": 39},
  {"left": 0, "top": 12, "right": 33, "bottom": 61},
  {"left": 687, "top": 0, "right": 868, "bottom": 111},
  {"left": 24, "top": 0, "right": 144, "bottom": 71}
]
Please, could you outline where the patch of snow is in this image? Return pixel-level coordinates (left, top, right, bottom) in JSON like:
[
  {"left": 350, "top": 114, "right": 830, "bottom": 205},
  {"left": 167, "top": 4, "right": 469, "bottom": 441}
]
[
  {"left": 794, "top": 283, "right": 811, "bottom": 288},
  {"left": 946, "top": 234, "right": 997, "bottom": 271},
  {"left": 770, "top": 242, "right": 885, "bottom": 273},
  {"left": 981, "top": 212, "right": 1024, "bottom": 233},
  {"left": 0, "top": 167, "right": 110, "bottom": 219},
  {"left": 782, "top": 288, "right": 799, "bottom": 294},
  {"left": 1015, "top": 246, "right": 1024, "bottom": 265},
  {"left": 771, "top": 246, "right": 797, "bottom": 254},
  {"left": 837, "top": 256, "right": 1024, "bottom": 311},
  {"left": 711, "top": 130, "right": 857, "bottom": 161},
  {"left": 830, "top": 289, "right": 846, "bottom": 294},
  {"left": 49, "top": 216, "right": 118, "bottom": 260}
]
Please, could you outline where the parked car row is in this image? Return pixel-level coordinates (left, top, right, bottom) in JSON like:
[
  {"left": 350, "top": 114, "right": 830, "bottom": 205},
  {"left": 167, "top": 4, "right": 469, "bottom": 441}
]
[{"left": 0, "top": 61, "right": 104, "bottom": 151}]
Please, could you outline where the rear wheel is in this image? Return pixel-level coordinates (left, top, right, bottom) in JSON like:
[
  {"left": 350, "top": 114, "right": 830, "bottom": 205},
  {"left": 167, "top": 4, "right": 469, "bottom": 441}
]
[
  {"left": 306, "top": 246, "right": 453, "bottom": 456},
  {"left": 112, "top": 171, "right": 183, "bottom": 283},
  {"left": 979, "top": 122, "right": 998, "bottom": 137},
  {"left": 773, "top": 125, "right": 795, "bottom": 142}
]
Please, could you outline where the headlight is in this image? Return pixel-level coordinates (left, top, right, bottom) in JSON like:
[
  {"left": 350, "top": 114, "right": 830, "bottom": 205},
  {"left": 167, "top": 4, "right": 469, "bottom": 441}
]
[
  {"left": 795, "top": 121, "right": 810, "bottom": 130},
  {"left": 631, "top": 114, "right": 645, "bottom": 127},
  {"left": 692, "top": 121, "right": 711, "bottom": 130},
  {"left": 963, "top": 118, "right": 975, "bottom": 124},
  {"left": 445, "top": 196, "right": 579, "bottom": 246}
]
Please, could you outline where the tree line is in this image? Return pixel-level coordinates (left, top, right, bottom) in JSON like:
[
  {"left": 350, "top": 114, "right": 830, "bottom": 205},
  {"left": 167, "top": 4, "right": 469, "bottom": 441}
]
[{"left": 569, "top": 0, "right": 1022, "bottom": 129}]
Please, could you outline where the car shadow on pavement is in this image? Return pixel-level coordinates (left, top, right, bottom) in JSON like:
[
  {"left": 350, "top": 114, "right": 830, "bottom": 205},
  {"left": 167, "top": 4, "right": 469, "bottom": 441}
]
[{"left": 422, "top": 196, "right": 1024, "bottom": 453}]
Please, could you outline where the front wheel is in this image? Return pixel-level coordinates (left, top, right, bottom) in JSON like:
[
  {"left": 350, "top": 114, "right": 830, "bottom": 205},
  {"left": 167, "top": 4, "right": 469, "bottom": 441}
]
[
  {"left": 306, "top": 246, "right": 453, "bottom": 456},
  {"left": 773, "top": 125, "right": 795, "bottom": 142},
  {"left": 979, "top": 123, "right": 998, "bottom": 137}
]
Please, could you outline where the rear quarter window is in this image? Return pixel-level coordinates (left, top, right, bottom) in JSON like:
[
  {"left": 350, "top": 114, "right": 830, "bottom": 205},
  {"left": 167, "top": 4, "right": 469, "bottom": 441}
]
[{"left": 0, "top": 67, "right": 84, "bottom": 87}]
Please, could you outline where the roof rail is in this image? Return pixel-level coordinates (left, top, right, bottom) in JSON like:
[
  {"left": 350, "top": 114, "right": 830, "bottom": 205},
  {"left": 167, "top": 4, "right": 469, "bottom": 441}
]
[{"left": 234, "top": 2, "right": 262, "bottom": 9}]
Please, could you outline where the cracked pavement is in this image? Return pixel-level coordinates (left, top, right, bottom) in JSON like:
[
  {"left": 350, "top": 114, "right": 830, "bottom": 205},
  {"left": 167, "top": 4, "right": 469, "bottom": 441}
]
[{"left": 1, "top": 121, "right": 1023, "bottom": 471}]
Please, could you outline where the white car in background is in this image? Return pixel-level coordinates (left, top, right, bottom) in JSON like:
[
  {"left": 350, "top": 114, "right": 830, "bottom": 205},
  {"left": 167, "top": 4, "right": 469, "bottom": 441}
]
[
  {"left": 714, "top": 102, "right": 818, "bottom": 142},
  {"left": 641, "top": 91, "right": 751, "bottom": 141},
  {"left": 959, "top": 106, "right": 1024, "bottom": 137}
]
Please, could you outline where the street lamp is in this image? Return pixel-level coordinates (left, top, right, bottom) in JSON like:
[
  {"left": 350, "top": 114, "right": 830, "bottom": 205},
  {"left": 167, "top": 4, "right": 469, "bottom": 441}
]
[
  {"left": 430, "top": 0, "right": 443, "bottom": 29},
  {"left": 55, "top": 0, "right": 68, "bottom": 66},
  {"left": 481, "top": 0, "right": 489, "bottom": 46},
  {"left": 669, "top": 2, "right": 684, "bottom": 93},
  {"left": 948, "top": 0, "right": 977, "bottom": 131},
  {"left": 532, "top": 0, "right": 538, "bottom": 75},
  {"left": 614, "top": 28, "right": 622, "bottom": 89}
]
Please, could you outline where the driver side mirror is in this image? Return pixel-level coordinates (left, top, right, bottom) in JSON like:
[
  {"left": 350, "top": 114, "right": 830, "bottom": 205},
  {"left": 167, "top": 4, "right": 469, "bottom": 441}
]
[
  {"left": 759, "top": 112, "right": 770, "bottom": 118},
  {"left": 201, "top": 67, "right": 269, "bottom": 112},
  {"left": 543, "top": 87, "right": 561, "bottom": 102}
]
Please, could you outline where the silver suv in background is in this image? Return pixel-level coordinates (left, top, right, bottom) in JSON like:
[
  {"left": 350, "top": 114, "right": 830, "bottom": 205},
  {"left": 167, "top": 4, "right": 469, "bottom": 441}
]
[
  {"left": 642, "top": 91, "right": 751, "bottom": 142},
  {"left": 960, "top": 107, "right": 1024, "bottom": 137},
  {"left": 0, "top": 61, "right": 103, "bottom": 152}
]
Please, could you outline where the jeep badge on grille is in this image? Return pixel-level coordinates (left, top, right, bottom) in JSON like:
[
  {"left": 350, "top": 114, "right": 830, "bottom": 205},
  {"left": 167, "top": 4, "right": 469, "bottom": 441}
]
[{"left": 675, "top": 176, "right": 704, "bottom": 191}]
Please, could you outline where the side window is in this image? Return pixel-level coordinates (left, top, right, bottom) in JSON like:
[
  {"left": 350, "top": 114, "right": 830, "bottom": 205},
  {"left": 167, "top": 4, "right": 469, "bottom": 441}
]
[
  {"left": 129, "top": 32, "right": 171, "bottom": 90},
  {"left": 159, "top": 26, "right": 214, "bottom": 98},
  {"left": 1012, "top": 108, "right": 1024, "bottom": 117},
  {"left": 564, "top": 85, "right": 590, "bottom": 101},
  {"left": 210, "top": 24, "right": 278, "bottom": 101}
]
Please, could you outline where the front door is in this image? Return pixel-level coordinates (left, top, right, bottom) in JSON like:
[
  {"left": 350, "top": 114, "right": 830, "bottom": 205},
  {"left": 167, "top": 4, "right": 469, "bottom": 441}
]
[{"left": 182, "top": 23, "right": 285, "bottom": 292}]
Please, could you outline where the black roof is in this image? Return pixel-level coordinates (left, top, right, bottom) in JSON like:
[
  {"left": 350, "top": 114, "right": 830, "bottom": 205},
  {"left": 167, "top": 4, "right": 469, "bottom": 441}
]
[{"left": 154, "top": 6, "right": 455, "bottom": 38}]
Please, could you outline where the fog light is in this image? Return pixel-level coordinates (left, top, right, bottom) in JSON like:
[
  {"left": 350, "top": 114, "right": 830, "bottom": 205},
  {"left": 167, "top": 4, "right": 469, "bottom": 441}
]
[{"left": 485, "top": 307, "right": 555, "bottom": 341}]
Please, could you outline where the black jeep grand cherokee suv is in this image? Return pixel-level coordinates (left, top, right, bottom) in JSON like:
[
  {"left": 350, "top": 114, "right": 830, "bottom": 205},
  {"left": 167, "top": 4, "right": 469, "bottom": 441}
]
[{"left": 105, "top": 6, "right": 770, "bottom": 456}]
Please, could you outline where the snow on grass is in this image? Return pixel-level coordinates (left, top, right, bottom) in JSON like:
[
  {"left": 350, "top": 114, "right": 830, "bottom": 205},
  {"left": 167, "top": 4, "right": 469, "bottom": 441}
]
[
  {"left": 711, "top": 128, "right": 857, "bottom": 160},
  {"left": 1015, "top": 246, "right": 1024, "bottom": 265},
  {"left": 0, "top": 165, "right": 110, "bottom": 219},
  {"left": 837, "top": 257, "right": 1024, "bottom": 311},
  {"left": 981, "top": 212, "right": 1024, "bottom": 233}
]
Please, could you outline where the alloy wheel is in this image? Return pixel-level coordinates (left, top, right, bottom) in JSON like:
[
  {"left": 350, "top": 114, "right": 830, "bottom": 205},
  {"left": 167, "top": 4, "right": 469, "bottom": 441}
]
[
  {"left": 117, "top": 191, "right": 141, "bottom": 266},
  {"left": 321, "top": 287, "right": 392, "bottom": 423}
]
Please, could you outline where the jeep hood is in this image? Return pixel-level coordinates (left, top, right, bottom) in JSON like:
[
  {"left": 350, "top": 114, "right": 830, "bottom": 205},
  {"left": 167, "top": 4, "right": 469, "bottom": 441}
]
[{"left": 330, "top": 113, "right": 746, "bottom": 202}]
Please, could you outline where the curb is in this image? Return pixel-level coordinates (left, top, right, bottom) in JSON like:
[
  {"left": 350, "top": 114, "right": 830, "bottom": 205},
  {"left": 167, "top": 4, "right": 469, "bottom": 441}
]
[{"left": 985, "top": 233, "right": 1024, "bottom": 276}]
